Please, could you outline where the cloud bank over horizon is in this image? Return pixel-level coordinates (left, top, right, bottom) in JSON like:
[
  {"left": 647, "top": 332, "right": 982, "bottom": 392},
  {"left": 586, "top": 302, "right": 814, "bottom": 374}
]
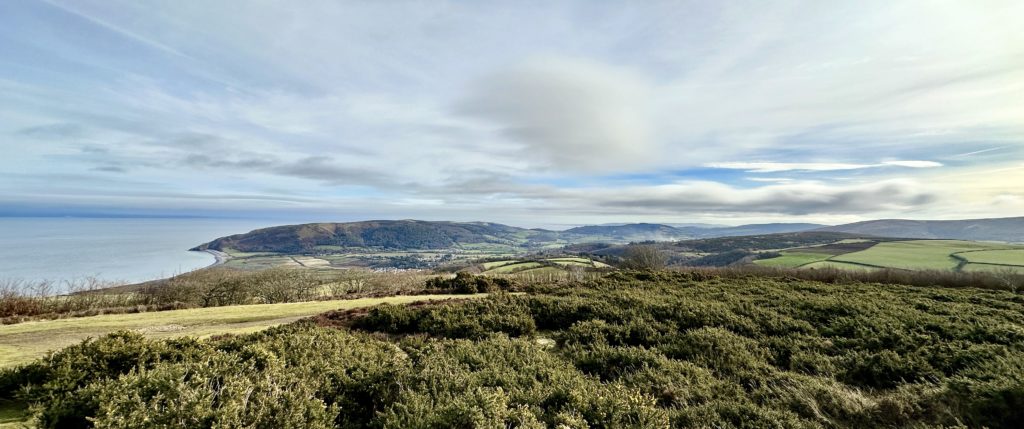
[{"left": 1, "top": 0, "right": 1022, "bottom": 227}]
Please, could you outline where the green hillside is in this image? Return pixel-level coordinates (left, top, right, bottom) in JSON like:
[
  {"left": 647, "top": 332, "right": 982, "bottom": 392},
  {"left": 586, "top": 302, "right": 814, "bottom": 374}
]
[
  {"left": 755, "top": 239, "right": 1024, "bottom": 273},
  {"left": 819, "top": 216, "right": 1024, "bottom": 242}
]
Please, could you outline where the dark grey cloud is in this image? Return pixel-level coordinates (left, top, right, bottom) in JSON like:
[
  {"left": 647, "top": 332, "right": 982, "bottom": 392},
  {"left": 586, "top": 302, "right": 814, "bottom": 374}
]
[
  {"left": 181, "top": 154, "right": 397, "bottom": 188},
  {"left": 182, "top": 154, "right": 278, "bottom": 170},
  {"left": 274, "top": 156, "right": 397, "bottom": 187},
  {"left": 80, "top": 146, "right": 109, "bottom": 154},
  {"left": 161, "top": 133, "right": 228, "bottom": 150},
  {"left": 91, "top": 166, "right": 127, "bottom": 173}
]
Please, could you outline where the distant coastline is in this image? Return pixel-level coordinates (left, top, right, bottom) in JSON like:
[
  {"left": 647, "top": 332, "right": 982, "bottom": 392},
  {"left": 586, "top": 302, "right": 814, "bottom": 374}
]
[{"left": 197, "top": 249, "right": 229, "bottom": 268}]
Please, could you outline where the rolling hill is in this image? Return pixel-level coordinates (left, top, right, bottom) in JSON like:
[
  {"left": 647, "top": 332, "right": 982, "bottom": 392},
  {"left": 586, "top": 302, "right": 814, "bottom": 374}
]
[
  {"left": 192, "top": 220, "right": 546, "bottom": 253},
  {"left": 192, "top": 220, "right": 832, "bottom": 254},
  {"left": 561, "top": 223, "right": 688, "bottom": 241},
  {"left": 685, "top": 222, "right": 825, "bottom": 238},
  {"left": 192, "top": 216, "right": 1024, "bottom": 257},
  {"left": 818, "top": 217, "right": 1024, "bottom": 242}
]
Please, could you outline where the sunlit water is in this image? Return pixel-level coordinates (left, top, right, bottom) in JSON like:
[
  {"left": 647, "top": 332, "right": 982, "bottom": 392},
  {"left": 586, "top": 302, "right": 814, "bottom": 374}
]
[{"left": 0, "top": 218, "right": 272, "bottom": 287}]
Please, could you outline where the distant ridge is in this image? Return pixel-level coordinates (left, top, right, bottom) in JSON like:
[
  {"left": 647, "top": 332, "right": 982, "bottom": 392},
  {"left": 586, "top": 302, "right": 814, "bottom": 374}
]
[
  {"left": 817, "top": 216, "right": 1024, "bottom": 242},
  {"left": 689, "top": 223, "right": 825, "bottom": 238},
  {"left": 191, "top": 216, "right": 1024, "bottom": 255},
  {"left": 562, "top": 223, "right": 687, "bottom": 241},
  {"left": 192, "top": 220, "right": 828, "bottom": 253}
]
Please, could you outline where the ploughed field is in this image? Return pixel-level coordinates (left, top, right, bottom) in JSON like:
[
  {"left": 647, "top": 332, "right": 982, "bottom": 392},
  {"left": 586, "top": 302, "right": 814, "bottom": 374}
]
[
  {"left": 3, "top": 271, "right": 1023, "bottom": 428},
  {"left": 755, "top": 239, "right": 1024, "bottom": 273}
]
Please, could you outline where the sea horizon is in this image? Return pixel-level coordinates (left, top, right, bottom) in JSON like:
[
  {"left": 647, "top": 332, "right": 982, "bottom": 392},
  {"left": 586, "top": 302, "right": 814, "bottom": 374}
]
[{"left": 0, "top": 217, "right": 274, "bottom": 288}]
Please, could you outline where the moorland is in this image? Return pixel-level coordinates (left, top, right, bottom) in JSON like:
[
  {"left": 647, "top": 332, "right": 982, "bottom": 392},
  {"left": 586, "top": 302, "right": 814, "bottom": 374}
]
[
  {"left": 2, "top": 216, "right": 1024, "bottom": 428},
  {"left": 2, "top": 270, "right": 1024, "bottom": 428}
]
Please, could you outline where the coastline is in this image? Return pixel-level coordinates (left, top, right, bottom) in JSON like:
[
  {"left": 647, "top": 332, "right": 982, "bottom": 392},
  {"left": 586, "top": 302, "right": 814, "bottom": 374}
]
[
  {"left": 81, "top": 249, "right": 230, "bottom": 294},
  {"left": 197, "top": 249, "right": 230, "bottom": 268}
]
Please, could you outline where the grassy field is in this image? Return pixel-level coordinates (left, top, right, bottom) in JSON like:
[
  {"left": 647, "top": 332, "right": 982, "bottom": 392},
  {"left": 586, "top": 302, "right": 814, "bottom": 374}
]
[
  {"left": 0, "top": 294, "right": 479, "bottom": 369},
  {"left": 485, "top": 261, "right": 543, "bottom": 273},
  {"left": 833, "top": 240, "right": 1019, "bottom": 270},
  {"left": 481, "top": 260, "right": 521, "bottom": 269},
  {"left": 547, "top": 257, "right": 613, "bottom": 268},
  {"left": 753, "top": 252, "right": 829, "bottom": 268},
  {"left": 479, "top": 257, "right": 612, "bottom": 275},
  {"left": 961, "top": 249, "right": 1024, "bottom": 265},
  {"left": 756, "top": 239, "right": 1024, "bottom": 273},
  {"left": 802, "top": 260, "right": 881, "bottom": 271}
]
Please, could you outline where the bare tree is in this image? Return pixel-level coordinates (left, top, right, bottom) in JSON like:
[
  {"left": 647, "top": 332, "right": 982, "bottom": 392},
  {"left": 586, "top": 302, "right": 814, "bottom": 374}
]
[
  {"left": 621, "top": 245, "right": 667, "bottom": 271},
  {"left": 992, "top": 267, "right": 1023, "bottom": 293}
]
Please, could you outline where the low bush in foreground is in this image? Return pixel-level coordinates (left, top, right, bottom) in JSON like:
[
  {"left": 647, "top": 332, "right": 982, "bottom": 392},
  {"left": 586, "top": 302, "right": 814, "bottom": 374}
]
[{"left": 3, "top": 271, "right": 1023, "bottom": 428}]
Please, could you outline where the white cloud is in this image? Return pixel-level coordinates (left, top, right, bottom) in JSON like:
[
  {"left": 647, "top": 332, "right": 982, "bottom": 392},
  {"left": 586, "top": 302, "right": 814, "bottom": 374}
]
[
  {"left": 708, "top": 161, "right": 943, "bottom": 173},
  {"left": 562, "top": 179, "right": 937, "bottom": 215},
  {"left": 880, "top": 160, "right": 943, "bottom": 168},
  {"left": 458, "top": 58, "right": 655, "bottom": 172},
  {"left": 2, "top": 0, "right": 1023, "bottom": 223},
  {"left": 708, "top": 162, "right": 874, "bottom": 173}
]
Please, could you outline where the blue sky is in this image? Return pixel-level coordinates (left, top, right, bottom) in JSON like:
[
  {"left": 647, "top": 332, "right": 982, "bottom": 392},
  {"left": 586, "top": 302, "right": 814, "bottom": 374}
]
[{"left": 1, "top": 0, "right": 1022, "bottom": 227}]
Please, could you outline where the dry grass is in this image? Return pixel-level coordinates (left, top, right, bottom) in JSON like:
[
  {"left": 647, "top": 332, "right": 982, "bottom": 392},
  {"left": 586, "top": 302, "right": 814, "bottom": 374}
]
[{"left": 0, "top": 293, "right": 482, "bottom": 368}]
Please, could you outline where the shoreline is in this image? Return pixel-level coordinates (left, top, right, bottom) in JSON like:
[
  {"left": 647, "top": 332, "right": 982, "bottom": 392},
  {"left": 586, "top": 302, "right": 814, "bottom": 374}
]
[
  {"left": 74, "top": 249, "right": 231, "bottom": 294},
  {"left": 197, "top": 249, "right": 230, "bottom": 268}
]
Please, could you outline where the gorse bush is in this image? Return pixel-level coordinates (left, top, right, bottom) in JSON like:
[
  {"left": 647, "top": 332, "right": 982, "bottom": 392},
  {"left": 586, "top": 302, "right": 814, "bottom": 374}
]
[
  {"left": 354, "top": 271, "right": 1024, "bottom": 428},
  {"left": 2, "top": 326, "right": 666, "bottom": 428},
  {"left": 424, "top": 271, "right": 517, "bottom": 294},
  {"left": 3, "top": 271, "right": 1023, "bottom": 428}
]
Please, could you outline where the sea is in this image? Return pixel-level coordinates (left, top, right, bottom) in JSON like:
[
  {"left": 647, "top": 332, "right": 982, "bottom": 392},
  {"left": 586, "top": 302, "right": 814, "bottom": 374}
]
[{"left": 0, "top": 217, "right": 273, "bottom": 288}]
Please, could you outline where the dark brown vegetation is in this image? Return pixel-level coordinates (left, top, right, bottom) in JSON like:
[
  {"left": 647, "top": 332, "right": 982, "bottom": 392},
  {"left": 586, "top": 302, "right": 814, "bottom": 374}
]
[
  {"left": 0, "top": 268, "right": 437, "bottom": 324},
  {"left": 685, "top": 265, "right": 1024, "bottom": 293}
]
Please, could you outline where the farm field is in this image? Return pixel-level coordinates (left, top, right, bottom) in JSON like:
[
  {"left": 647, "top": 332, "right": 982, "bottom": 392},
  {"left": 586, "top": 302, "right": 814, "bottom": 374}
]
[
  {"left": 485, "top": 261, "right": 543, "bottom": 273},
  {"left": 753, "top": 251, "right": 829, "bottom": 268},
  {"left": 832, "top": 240, "right": 1001, "bottom": 270},
  {"left": 478, "top": 257, "right": 612, "bottom": 275},
  {"left": 481, "top": 260, "right": 521, "bottom": 269},
  {"left": 0, "top": 294, "right": 479, "bottom": 368},
  {"left": 960, "top": 249, "right": 1024, "bottom": 265},
  {"left": 221, "top": 246, "right": 521, "bottom": 271},
  {"left": 547, "top": 257, "right": 613, "bottom": 268},
  {"left": 756, "top": 239, "right": 1024, "bottom": 273},
  {"left": 802, "top": 260, "right": 881, "bottom": 271}
]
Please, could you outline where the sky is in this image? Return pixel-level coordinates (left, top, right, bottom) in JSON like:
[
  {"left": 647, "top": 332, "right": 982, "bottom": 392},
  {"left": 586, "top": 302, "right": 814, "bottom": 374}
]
[{"left": 1, "top": 0, "right": 1022, "bottom": 228}]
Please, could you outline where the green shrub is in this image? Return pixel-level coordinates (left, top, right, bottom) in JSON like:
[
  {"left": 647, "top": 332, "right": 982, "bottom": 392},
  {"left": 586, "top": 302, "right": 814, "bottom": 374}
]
[
  {"left": 425, "top": 272, "right": 516, "bottom": 294},
  {"left": 7, "top": 271, "right": 1024, "bottom": 428}
]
